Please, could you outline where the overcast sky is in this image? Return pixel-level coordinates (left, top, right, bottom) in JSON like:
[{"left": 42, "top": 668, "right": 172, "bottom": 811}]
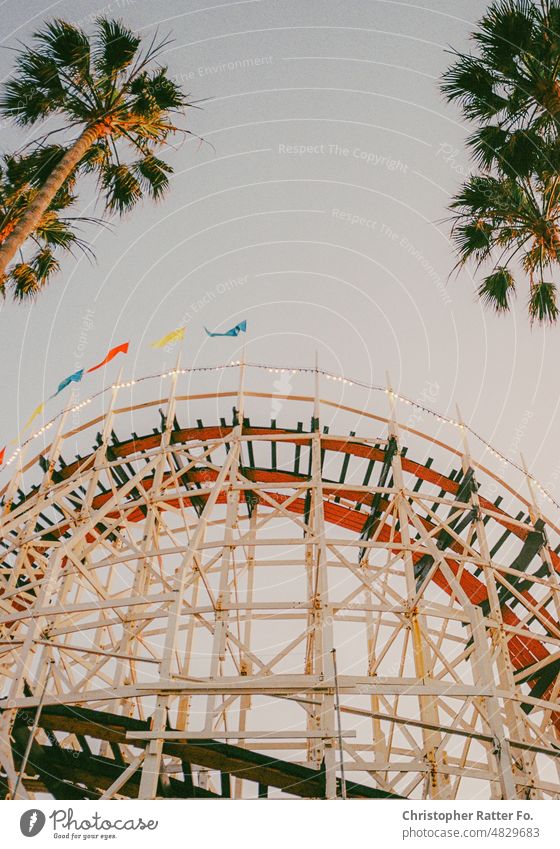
[{"left": 1, "top": 0, "right": 559, "bottom": 509}]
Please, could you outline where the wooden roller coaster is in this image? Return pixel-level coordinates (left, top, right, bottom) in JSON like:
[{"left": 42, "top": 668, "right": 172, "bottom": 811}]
[{"left": 1, "top": 363, "right": 560, "bottom": 799}]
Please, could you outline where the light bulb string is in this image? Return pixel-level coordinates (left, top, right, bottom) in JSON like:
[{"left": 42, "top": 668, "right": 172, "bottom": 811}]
[{"left": 2, "top": 361, "right": 556, "bottom": 513}]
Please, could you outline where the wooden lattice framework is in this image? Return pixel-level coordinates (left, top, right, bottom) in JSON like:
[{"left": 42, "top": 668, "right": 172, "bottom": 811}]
[{"left": 1, "top": 364, "right": 560, "bottom": 800}]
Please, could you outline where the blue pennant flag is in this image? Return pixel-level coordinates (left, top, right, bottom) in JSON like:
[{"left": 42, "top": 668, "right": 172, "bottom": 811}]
[
  {"left": 52, "top": 369, "right": 84, "bottom": 398},
  {"left": 205, "top": 320, "right": 247, "bottom": 338}
]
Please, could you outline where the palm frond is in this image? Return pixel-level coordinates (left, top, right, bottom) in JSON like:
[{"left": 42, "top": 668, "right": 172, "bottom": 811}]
[
  {"left": 0, "top": 79, "right": 54, "bottom": 124},
  {"left": 466, "top": 125, "right": 509, "bottom": 170},
  {"left": 9, "top": 262, "right": 38, "bottom": 299},
  {"left": 477, "top": 266, "right": 516, "bottom": 312},
  {"left": 8, "top": 255, "right": 58, "bottom": 300},
  {"left": 35, "top": 20, "right": 91, "bottom": 80},
  {"left": 467, "top": 126, "right": 539, "bottom": 177},
  {"left": 450, "top": 174, "right": 505, "bottom": 216},
  {"left": 33, "top": 246, "right": 60, "bottom": 280},
  {"left": 498, "top": 128, "right": 542, "bottom": 178},
  {"left": 452, "top": 220, "right": 494, "bottom": 265},
  {"left": 94, "top": 18, "right": 140, "bottom": 79},
  {"left": 128, "top": 68, "right": 187, "bottom": 118},
  {"left": 474, "top": 0, "right": 536, "bottom": 72},
  {"left": 15, "top": 51, "right": 65, "bottom": 99},
  {"left": 101, "top": 163, "right": 142, "bottom": 213},
  {"left": 441, "top": 53, "right": 509, "bottom": 122},
  {"left": 132, "top": 154, "right": 172, "bottom": 200},
  {"left": 35, "top": 212, "right": 78, "bottom": 248},
  {"left": 528, "top": 280, "right": 559, "bottom": 324}
]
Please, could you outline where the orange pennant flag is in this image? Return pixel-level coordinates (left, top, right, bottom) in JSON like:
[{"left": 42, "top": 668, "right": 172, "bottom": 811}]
[{"left": 86, "top": 342, "right": 129, "bottom": 373}]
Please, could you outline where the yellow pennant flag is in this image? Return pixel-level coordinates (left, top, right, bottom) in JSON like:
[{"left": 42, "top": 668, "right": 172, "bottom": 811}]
[
  {"left": 150, "top": 327, "right": 186, "bottom": 349},
  {"left": 10, "top": 402, "right": 45, "bottom": 444}
]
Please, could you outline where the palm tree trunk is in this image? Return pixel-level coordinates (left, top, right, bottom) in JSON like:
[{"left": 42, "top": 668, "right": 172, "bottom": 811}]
[{"left": 0, "top": 124, "right": 102, "bottom": 279}]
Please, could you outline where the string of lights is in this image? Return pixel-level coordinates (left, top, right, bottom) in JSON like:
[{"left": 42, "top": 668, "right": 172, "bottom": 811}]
[{"left": 2, "top": 360, "right": 557, "bottom": 513}]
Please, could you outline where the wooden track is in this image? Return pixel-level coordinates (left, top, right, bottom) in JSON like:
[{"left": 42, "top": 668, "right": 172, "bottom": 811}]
[{"left": 1, "top": 376, "right": 560, "bottom": 799}]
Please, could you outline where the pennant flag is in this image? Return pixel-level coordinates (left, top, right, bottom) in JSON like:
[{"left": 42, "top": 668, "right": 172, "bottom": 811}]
[
  {"left": 150, "top": 327, "right": 186, "bottom": 349},
  {"left": 0, "top": 447, "right": 5, "bottom": 466},
  {"left": 52, "top": 369, "right": 83, "bottom": 398},
  {"left": 205, "top": 320, "right": 247, "bottom": 338},
  {"left": 23, "top": 402, "right": 45, "bottom": 432},
  {"left": 11, "top": 402, "right": 46, "bottom": 443},
  {"left": 86, "top": 342, "right": 129, "bottom": 373}
]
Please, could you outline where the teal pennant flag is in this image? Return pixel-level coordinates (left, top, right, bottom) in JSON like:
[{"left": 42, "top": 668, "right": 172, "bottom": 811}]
[
  {"left": 52, "top": 369, "right": 84, "bottom": 398},
  {"left": 205, "top": 320, "right": 247, "bottom": 338}
]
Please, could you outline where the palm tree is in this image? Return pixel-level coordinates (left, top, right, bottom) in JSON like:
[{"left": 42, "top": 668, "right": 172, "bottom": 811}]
[
  {"left": 0, "top": 18, "right": 189, "bottom": 288},
  {"left": 449, "top": 173, "right": 560, "bottom": 323},
  {"left": 442, "top": 0, "right": 560, "bottom": 323},
  {"left": 0, "top": 146, "right": 92, "bottom": 299}
]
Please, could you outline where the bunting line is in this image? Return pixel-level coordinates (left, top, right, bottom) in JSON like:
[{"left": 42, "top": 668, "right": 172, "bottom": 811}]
[
  {"left": 1, "top": 360, "right": 558, "bottom": 518},
  {"left": 1, "top": 318, "right": 246, "bottom": 464},
  {"left": 1, "top": 341, "right": 130, "bottom": 463}
]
